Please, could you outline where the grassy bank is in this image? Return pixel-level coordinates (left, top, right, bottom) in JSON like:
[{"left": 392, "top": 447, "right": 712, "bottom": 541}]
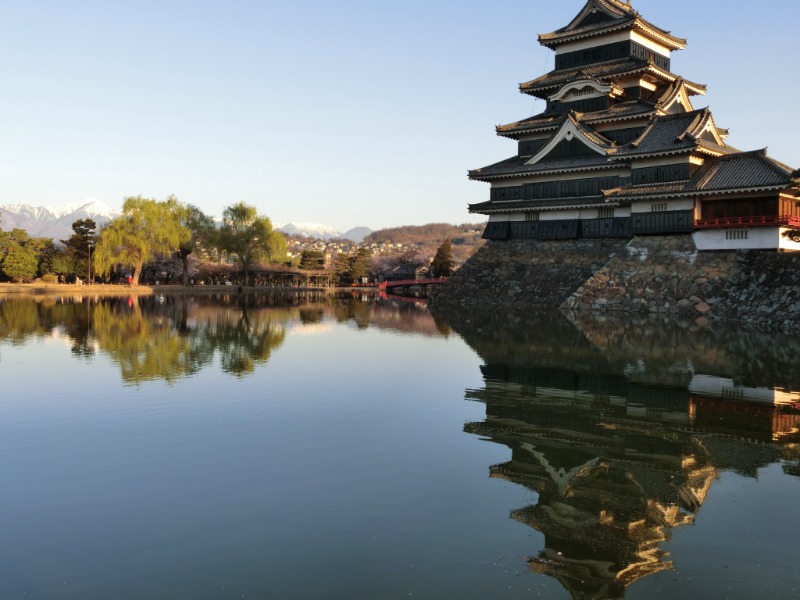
[{"left": 0, "top": 283, "right": 339, "bottom": 296}]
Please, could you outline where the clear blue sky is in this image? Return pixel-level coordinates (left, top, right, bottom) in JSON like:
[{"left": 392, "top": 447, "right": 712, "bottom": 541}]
[{"left": 1, "top": 0, "right": 798, "bottom": 232}]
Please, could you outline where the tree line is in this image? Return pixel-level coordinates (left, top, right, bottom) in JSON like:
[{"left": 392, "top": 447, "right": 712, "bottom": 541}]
[
  {"left": 0, "top": 197, "right": 287, "bottom": 285},
  {"left": 1, "top": 196, "right": 460, "bottom": 285}
]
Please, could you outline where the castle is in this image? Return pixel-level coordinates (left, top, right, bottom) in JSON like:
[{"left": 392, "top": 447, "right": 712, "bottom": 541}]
[{"left": 469, "top": 0, "right": 800, "bottom": 251}]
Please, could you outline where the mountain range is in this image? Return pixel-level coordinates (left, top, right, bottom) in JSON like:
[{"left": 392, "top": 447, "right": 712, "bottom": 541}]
[
  {"left": 0, "top": 201, "right": 372, "bottom": 243},
  {"left": 276, "top": 223, "right": 372, "bottom": 242},
  {"left": 0, "top": 199, "right": 117, "bottom": 241}
]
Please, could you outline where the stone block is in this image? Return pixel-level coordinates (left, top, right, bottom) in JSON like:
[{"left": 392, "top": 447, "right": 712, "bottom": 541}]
[{"left": 694, "top": 302, "right": 711, "bottom": 314}]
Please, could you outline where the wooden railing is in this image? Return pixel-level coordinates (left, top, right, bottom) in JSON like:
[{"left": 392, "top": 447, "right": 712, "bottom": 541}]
[{"left": 694, "top": 215, "right": 800, "bottom": 229}]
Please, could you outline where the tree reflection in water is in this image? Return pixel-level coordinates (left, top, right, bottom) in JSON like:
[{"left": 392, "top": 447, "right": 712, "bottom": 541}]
[
  {"left": 438, "top": 307, "right": 800, "bottom": 600},
  {"left": 0, "top": 295, "right": 289, "bottom": 384},
  {"left": 0, "top": 293, "right": 451, "bottom": 383}
]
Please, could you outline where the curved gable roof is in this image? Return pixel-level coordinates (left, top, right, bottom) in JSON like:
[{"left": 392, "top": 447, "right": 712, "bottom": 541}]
[
  {"left": 564, "top": 0, "right": 636, "bottom": 31},
  {"left": 539, "top": 2, "right": 687, "bottom": 52},
  {"left": 520, "top": 58, "right": 706, "bottom": 99},
  {"left": 496, "top": 101, "right": 658, "bottom": 138},
  {"left": 610, "top": 108, "right": 729, "bottom": 158},
  {"left": 604, "top": 150, "right": 793, "bottom": 200},
  {"left": 691, "top": 150, "right": 792, "bottom": 191},
  {"left": 525, "top": 113, "right": 614, "bottom": 165}
]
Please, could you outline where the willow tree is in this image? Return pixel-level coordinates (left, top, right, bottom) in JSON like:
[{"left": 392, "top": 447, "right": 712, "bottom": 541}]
[
  {"left": 218, "top": 202, "right": 286, "bottom": 286},
  {"left": 94, "top": 196, "right": 189, "bottom": 285}
]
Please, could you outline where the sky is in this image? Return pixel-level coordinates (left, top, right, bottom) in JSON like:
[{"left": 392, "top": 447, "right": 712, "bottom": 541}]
[{"left": 1, "top": 0, "right": 799, "bottom": 232}]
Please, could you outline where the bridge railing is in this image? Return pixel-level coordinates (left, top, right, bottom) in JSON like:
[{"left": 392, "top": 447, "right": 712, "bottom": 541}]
[{"left": 377, "top": 277, "right": 448, "bottom": 290}]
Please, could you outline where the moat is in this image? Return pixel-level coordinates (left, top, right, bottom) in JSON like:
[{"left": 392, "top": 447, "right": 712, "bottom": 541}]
[{"left": 1, "top": 292, "right": 799, "bottom": 599}]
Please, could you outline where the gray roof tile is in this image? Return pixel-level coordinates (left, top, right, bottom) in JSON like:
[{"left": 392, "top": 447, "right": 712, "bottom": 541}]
[
  {"left": 469, "top": 154, "right": 615, "bottom": 181},
  {"left": 520, "top": 59, "right": 705, "bottom": 98},
  {"left": 690, "top": 151, "right": 792, "bottom": 190},
  {"left": 610, "top": 108, "right": 734, "bottom": 158},
  {"left": 469, "top": 196, "right": 607, "bottom": 213},
  {"left": 520, "top": 58, "right": 650, "bottom": 95},
  {"left": 606, "top": 150, "right": 792, "bottom": 199},
  {"left": 497, "top": 102, "right": 657, "bottom": 137}
]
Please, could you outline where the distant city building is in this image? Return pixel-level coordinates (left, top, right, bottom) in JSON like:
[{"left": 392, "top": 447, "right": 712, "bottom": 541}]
[{"left": 469, "top": 0, "right": 800, "bottom": 251}]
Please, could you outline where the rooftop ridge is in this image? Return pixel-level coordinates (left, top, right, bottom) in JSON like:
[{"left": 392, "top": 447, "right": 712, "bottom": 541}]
[{"left": 541, "top": 13, "right": 686, "bottom": 51}]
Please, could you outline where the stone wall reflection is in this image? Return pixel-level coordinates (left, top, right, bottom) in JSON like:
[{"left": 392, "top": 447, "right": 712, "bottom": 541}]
[{"left": 443, "top": 307, "right": 800, "bottom": 599}]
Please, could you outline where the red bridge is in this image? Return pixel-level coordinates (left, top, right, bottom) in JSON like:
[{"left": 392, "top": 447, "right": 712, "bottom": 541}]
[{"left": 377, "top": 278, "right": 448, "bottom": 297}]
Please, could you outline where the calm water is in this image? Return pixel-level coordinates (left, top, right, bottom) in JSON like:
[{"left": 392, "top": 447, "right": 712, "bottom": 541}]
[{"left": 0, "top": 293, "right": 798, "bottom": 599}]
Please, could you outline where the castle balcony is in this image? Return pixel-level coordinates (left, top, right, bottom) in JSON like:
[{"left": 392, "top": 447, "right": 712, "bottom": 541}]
[{"left": 694, "top": 215, "right": 800, "bottom": 229}]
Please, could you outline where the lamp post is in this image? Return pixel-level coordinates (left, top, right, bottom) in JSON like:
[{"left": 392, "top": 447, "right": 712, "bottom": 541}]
[{"left": 87, "top": 240, "right": 94, "bottom": 285}]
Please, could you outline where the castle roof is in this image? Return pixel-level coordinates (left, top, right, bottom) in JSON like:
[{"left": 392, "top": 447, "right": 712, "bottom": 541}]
[
  {"left": 469, "top": 154, "right": 619, "bottom": 181},
  {"left": 605, "top": 150, "right": 793, "bottom": 200},
  {"left": 467, "top": 2, "right": 798, "bottom": 224},
  {"left": 519, "top": 58, "right": 706, "bottom": 98},
  {"left": 610, "top": 108, "right": 731, "bottom": 159},
  {"left": 469, "top": 196, "right": 611, "bottom": 214},
  {"left": 474, "top": 113, "right": 618, "bottom": 181},
  {"left": 497, "top": 101, "right": 656, "bottom": 138},
  {"left": 468, "top": 153, "right": 618, "bottom": 182},
  {"left": 539, "top": 0, "right": 686, "bottom": 51},
  {"left": 653, "top": 78, "right": 696, "bottom": 113}
]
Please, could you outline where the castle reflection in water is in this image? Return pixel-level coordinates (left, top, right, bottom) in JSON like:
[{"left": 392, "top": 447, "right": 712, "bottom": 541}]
[{"left": 441, "top": 308, "right": 800, "bottom": 600}]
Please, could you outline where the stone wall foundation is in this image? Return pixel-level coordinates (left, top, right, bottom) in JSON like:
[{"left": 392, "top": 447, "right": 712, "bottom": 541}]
[{"left": 429, "top": 236, "right": 800, "bottom": 333}]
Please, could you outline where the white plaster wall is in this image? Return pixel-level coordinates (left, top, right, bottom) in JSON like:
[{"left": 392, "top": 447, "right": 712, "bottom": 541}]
[
  {"left": 693, "top": 227, "right": 782, "bottom": 251},
  {"left": 630, "top": 31, "right": 672, "bottom": 57},
  {"left": 629, "top": 156, "right": 693, "bottom": 168},
  {"left": 541, "top": 210, "right": 580, "bottom": 221},
  {"left": 555, "top": 31, "right": 671, "bottom": 57},
  {"left": 688, "top": 375, "right": 799, "bottom": 405},
  {"left": 488, "top": 213, "right": 524, "bottom": 222}
]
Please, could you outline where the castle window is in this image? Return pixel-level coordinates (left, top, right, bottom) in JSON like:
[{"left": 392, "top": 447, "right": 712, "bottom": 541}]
[
  {"left": 651, "top": 203, "right": 667, "bottom": 212},
  {"left": 598, "top": 207, "right": 614, "bottom": 219},
  {"left": 725, "top": 230, "right": 748, "bottom": 241},
  {"left": 526, "top": 211, "right": 540, "bottom": 222}
]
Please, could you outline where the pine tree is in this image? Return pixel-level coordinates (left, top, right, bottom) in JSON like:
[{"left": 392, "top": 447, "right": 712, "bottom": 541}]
[{"left": 431, "top": 238, "right": 454, "bottom": 277}]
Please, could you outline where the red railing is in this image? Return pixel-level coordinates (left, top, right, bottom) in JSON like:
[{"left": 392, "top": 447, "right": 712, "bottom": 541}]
[
  {"left": 377, "top": 277, "right": 448, "bottom": 290},
  {"left": 694, "top": 215, "right": 800, "bottom": 229}
]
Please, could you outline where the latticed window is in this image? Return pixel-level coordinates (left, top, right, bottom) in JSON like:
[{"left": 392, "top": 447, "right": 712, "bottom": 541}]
[
  {"left": 598, "top": 207, "right": 614, "bottom": 219},
  {"left": 525, "top": 211, "right": 540, "bottom": 221},
  {"left": 725, "top": 230, "right": 748, "bottom": 240},
  {"left": 651, "top": 203, "right": 667, "bottom": 212}
]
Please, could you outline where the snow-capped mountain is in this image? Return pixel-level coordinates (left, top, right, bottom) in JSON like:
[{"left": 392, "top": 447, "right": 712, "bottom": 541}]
[
  {"left": 0, "top": 201, "right": 373, "bottom": 244},
  {"left": 0, "top": 199, "right": 117, "bottom": 241},
  {"left": 276, "top": 222, "right": 372, "bottom": 243}
]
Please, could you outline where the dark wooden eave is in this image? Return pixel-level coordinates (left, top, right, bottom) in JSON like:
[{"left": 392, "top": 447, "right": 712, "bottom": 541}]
[
  {"left": 609, "top": 108, "right": 731, "bottom": 159},
  {"left": 468, "top": 153, "right": 620, "bottom": 182},
  {"left": 604, "top": 149, "right": 793, "bottom": 200},
  {"left": 539, "top": 15, "right": 687, "bottom": 51},
  {"left": 469, "top": 195, "right": 613, "bottom": 214},
  {"left": 496, "top": 101, "right": 657, "bottom": 139},
  {"left": 519, "top": 58, "right": 706, "bottom": 99}
]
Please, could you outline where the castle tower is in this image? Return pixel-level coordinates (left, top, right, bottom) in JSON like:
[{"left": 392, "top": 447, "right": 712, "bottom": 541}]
[{"left": 469, "top": 0, "right": 800, "bottom": 250}]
